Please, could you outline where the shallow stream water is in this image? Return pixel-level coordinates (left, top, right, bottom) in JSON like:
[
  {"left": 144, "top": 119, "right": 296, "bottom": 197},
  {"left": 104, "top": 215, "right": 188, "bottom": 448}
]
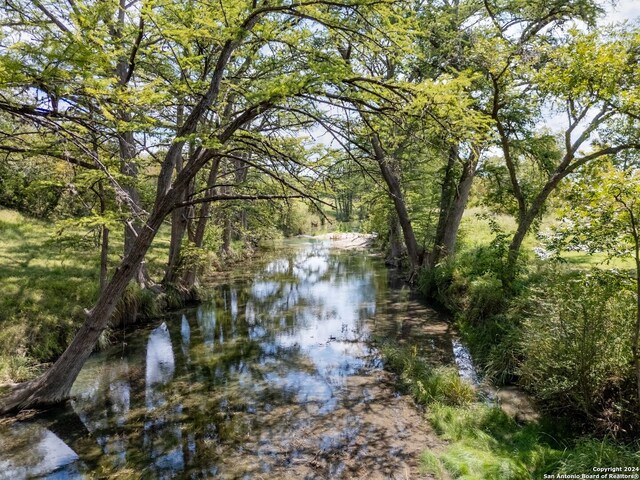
[{"left": 0, "top": 240, "right": 475, "bottom": 479}]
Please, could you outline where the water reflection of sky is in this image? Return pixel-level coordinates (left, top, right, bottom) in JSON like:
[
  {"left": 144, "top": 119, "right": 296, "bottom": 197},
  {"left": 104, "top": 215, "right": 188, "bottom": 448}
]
[
  {"left": 0, "top": 240, "right": 463, "bottom": 478},
  {"left": 0, "top": 424, "right": 79, "bottom": 480}
]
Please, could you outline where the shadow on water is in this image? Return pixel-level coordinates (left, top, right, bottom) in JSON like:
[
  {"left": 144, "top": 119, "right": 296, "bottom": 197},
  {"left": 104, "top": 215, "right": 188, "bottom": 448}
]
[{"left": 0, "top": 241, "right": 473, "bottom": 479}]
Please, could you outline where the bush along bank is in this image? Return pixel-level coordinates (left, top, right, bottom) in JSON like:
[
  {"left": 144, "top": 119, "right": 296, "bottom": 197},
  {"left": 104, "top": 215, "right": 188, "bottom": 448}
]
[{"left": 384, "top": 242, "right": 640, "bottom": 478}]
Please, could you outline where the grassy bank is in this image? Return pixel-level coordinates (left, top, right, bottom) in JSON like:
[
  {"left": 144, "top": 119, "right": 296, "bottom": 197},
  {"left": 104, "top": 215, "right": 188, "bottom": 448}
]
[
  {"left": 459, "top": 207, "right": 636, "bottom": 270},
  {"left": 377, "top": 208, "right": 640, "bottom": 478},
  {"left": 0, "top": 207, "right": 281, "bottom": 385},
  {"left": 379, "top": 343, "right": 640, "bottom": 479},
  {"left": 0, "top": 208, "right": 172, "bottom": 383}
]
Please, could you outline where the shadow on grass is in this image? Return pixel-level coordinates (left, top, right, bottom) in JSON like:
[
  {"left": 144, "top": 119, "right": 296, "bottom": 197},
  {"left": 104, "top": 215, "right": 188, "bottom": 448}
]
[
  {"left": 0, "top": 208, "right": 171, "bottom": 382},
  {"left": 422, "top": 402, "right": 640, "bottom": 480}
]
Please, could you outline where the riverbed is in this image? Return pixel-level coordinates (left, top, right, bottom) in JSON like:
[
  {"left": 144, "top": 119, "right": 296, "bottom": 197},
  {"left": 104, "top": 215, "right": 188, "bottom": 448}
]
[{"left": 0, "top": 239, "right": 469, "bottom": 479}]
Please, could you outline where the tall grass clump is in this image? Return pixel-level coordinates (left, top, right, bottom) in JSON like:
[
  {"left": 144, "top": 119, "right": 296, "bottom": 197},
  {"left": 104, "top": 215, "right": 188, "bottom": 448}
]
[
  {"left": 422, "top": 404, "right": 639, "bottom": 480},
  {"left": 555, "top": 438, "right": 640, "bottom": 474},
  {"left": 380, "top": 342, "right": 475, "bottom": 406},
  {"left": 519, "top": 270, "right": 638, "bottom": 436}
]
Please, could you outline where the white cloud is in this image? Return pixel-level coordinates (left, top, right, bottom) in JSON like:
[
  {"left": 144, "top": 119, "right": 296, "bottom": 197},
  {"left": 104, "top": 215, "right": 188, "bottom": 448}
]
[{"left": 602, "top": 0, "right": 640, "bottom": 25}]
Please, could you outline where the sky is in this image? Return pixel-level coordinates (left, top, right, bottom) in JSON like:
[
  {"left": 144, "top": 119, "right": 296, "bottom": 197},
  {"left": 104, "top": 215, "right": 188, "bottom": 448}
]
[
  {"left": 605, "top": 0, "right": 640, "bottom": 24},
  {"left": 538, "top": 0, "right": 640, "bottom": 138}
]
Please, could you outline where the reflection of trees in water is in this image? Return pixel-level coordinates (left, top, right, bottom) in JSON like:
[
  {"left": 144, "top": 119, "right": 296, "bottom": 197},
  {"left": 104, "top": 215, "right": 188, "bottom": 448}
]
[{"left": 35, "top": 244, "right": 450, "bottom": 477}]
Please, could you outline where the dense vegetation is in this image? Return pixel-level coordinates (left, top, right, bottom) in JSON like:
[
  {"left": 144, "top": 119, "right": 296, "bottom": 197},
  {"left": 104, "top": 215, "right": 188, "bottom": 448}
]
[{"left": 1, "top": 0, "right": 639, "bottom": 475}]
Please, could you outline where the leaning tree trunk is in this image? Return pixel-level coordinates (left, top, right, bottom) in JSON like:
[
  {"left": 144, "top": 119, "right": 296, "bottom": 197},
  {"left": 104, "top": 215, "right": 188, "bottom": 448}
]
[
  {"left": 0, "top": 195, "right": 174, "bottom": 414},
  {"left": 0, "top": 8, "right": 277, "bottom": 413},
  {"left": 430, "top": 148, "right": 478, "bottom": 267},
  {"left": 371, "top": 134, "right": 421, "bottom": 273},
  {"left": 431, "top": 146, "right": 458, "bottom": 265},
  {"left": 506, "top": 173, "right": 563, "bottom": 279},
  {"left": 439, "top": 161, "right": 475, "bottom": 257},
  {"left": 0, "top": 136, "right": 238, "bottom": 414}
]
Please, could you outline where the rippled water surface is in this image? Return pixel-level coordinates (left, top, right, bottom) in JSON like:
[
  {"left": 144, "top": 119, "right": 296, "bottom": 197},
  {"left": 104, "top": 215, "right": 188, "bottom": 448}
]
[{"left": 0, "top": 241, "right": 467, "bottom": 479}]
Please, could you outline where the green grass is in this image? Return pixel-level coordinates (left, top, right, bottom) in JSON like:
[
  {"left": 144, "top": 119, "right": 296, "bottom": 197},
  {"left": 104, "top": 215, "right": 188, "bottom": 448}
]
[
  {"left": 379, "top": 342, "right": 475, "bottom": 406},
  {"left": 379, "top": 342, "right": 640, "bottom": 480},
  {"left": 459, "top": 207, "right": 635, "bottom": 269},
  {"left": 423, "top": 403, "right": 562, "bottom": 479},
  {"left": 0, "top": 208, "right": 169, "bottom": 383},
  {"left": 421, "top": 403, "right": 640, "bottom": 480}
]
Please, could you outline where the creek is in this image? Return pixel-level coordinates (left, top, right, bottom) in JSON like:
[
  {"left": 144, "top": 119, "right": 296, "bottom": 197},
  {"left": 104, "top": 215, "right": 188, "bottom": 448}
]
[{"left": 0, "top": 239, "right": 477, "bottom": 479}]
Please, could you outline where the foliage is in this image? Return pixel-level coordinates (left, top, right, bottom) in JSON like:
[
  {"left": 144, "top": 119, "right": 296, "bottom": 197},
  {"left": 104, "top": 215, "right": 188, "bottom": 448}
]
[
  {"left": 379, "top": 342, "right": 475, "bottom": 406},
  {"left": 422, "top": 403, "right": 640, "bottom": 480},
  {"left": 553, "top": 162, "right": 640, "bottom": 259},
  {"left": 519, "top": 270, "right": 637, "bottom": 431},
  {"left": 0, "top": 157, "right": 65, "bottom": 217},
  {"left": 278, "top": 199, "right": 321, "bottom": 237}
]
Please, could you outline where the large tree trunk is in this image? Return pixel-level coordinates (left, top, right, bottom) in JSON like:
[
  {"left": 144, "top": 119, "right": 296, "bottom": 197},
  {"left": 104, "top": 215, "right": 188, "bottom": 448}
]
[
  {"left": 371, "top": 134, "right": 422, "bottom": 272},
  {"left": 430, "top": 146, "right": 478, "bottom": 267},
  {"left": 439, "top": 159, "right": 475, "bottom": 256},
  {"left": 431, "top": 146, "right": 458, "bottom": 264},
  {"left": 0, "top": 196, "right": 173, "bottom": 414}
]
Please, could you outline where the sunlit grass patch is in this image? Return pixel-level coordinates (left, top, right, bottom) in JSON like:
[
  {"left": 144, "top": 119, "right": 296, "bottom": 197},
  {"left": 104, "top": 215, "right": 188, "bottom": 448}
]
[
  {"left": 379, "top": 342, "right": 475, "bottom": 406},
  {"left": 423, "top": 403, "right": 563, "bottom": 479},
  {"left": 419, "top": 400, "right": 640, "bottom": 480},
  {"left": 0, "top": 208, "right": 170, "bottom": 383}
]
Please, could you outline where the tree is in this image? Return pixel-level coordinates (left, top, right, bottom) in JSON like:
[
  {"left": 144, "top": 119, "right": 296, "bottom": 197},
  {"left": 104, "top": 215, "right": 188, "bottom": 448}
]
[
  {"left": 0, "top": 0, "right": 166, "bottom": 285},
  {"left": 0, "top": 0, "right": 385, "bottom": 414},
  {"left": 553, "top": 161, "right": 640, "bottom": 406},
  {"left": 484, "top": 22, "right": 640, "bottom": 278}
]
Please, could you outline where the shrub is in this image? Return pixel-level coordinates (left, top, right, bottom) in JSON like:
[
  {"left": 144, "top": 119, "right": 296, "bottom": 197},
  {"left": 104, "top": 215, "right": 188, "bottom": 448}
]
[
  {"left": 417, "top": 258, "right": 461, "bottom": 311},
  {"left": 518, "top": 270, "right": 636, "bottom": 432},
  {"left": 466, "top": 272, "right": 505, "bottom": 323},
  {"left": 457, "top": 313, "right": 523, "bottom": 385}
]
